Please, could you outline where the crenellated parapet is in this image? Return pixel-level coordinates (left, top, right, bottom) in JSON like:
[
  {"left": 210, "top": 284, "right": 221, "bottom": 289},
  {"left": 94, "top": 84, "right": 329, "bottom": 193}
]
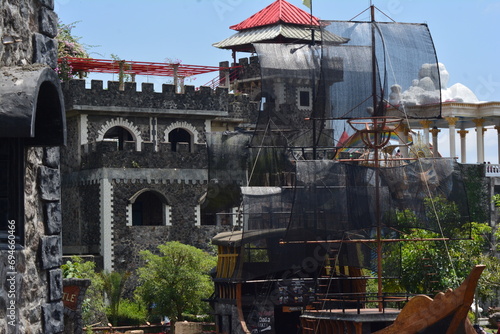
[
  {"left": 64, "top": 79, "right": 230, "bottom": 113},
  {"left": 219, "top": 56, "right": 260, "bottom": 83},
  {"left": 227, "top": 92, "right": 259, "bottom": 123}
]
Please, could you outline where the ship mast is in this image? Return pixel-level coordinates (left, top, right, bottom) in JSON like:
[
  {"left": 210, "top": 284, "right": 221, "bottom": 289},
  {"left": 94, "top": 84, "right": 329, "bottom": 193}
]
[
  {"left": 370, "top": 4, "right": 385, "bottom": 312},
  {"left": 309, "top": 0, "right": 317, "bottom": 160}
]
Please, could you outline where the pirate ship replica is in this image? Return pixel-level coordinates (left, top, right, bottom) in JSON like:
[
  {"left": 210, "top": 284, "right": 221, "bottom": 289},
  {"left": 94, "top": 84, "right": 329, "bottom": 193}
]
[{"left": 207, "top": 1, "right": 483, "bottom": 333}]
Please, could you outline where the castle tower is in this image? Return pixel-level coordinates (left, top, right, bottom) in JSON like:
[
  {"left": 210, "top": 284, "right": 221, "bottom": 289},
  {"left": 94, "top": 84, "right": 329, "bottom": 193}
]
[{"left": 214, "top": 0, "right": 346, "bottom": 160}]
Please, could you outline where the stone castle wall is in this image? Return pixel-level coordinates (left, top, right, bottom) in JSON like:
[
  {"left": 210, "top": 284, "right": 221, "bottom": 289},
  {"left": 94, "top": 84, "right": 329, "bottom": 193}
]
[
  {"left": 64, "top": 79, "right": 230, "bottom": 111},
  {"left": 60, "top": 79, "right": 249, "bottom": 274},
  {"left": 0, "top": 147, "right": 64, "bottom": 334},
  {"left": 111, "top": 180, "right": 206, "bottom": 272},
  {"left": 63, "top": 79, "right": 258, "bottom": 127},
  {"left": 0, "top": 0, "right": 58, "bottom": 68},
  {"left": 0, "top": 1, "right": 63, "bottom": 333}
]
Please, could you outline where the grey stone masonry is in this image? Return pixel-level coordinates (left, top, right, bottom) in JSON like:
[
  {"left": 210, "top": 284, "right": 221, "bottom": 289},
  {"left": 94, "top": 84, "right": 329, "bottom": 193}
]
[
  {"left": 63, "top": 79, "right": 258, "bottom": 120},
  {"left": 39, "top": 147, "right": 64, "bottom": 334},
  {"left": 39, "top": 7, "right": 58, "bottom": 38},
  {"left": 220, "top": 56, "right": 260, "bottom": 82},
  {"left": 33, "top": 33, "right": 58, "bottom": 69},
  {"left": 39, "top": 166, "right": 61, "bottom": 201},
  {"left": 0, "top": 147, "right": 64, "bottom": 334},
  {"left": 44, "top": 202, "right": 62, "bottom": 235},
  {"left": 41, "top": 236, "right": 63, "bottom": 270},
  {"left": 65, "top": 79, "right": 230, "bottom": 112},
  {"left": 0, "top": 1, "right": 65, "bottom": 333},
  {"left": 0, "top": 0, "right": 59, "bottom": 68},
  {"left": 42, "top": 302, "right": 64, "bottom": 334},
  {"left": 48, "top": 269, "right": 63, "bottom": 301}
]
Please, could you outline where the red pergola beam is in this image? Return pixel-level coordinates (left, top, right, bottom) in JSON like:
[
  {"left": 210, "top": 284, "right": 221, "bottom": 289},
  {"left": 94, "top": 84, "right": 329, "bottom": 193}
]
[{"left": 60, "top": 57, "right": 229, "bottom": 77}]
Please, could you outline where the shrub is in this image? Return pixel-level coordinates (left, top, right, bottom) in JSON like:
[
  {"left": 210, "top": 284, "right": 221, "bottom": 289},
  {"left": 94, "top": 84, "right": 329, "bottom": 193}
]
[{"left": 108, "top": 299, "right": 148, "bottom": 326}]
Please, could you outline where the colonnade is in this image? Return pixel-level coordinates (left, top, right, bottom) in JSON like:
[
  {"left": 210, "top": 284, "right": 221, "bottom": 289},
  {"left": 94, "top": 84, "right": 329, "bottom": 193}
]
[
  {"left": 415, "top": 117, "right": 499, "bottom": 164},
  {"left": 390, "top": 102, "right": 500, "bottom": 164}
]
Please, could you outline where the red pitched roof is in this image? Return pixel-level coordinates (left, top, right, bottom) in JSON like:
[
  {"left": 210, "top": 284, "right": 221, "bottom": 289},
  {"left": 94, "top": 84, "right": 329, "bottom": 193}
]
[{"left": 230, "top": 0, "right": 319, "bottom": 31}]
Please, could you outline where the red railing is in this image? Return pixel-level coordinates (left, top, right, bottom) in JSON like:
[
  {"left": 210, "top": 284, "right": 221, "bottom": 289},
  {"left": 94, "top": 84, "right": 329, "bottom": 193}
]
[
  {"left": 203, "top": 66, "right": 242, "bottom": 89},
  {"left": 59, "top": 56, "right": 235, "bottom": 78}
]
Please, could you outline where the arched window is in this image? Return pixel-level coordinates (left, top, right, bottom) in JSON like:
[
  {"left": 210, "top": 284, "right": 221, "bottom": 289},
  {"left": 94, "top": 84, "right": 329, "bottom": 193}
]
[
  {"left": 128, "top": 190, "right": 170, "bottom": 226},
  {"left": 168, "top": 128, "right": 191, "bottom": 152},
  {"left": 132, "top": 191, "right": 166, "bottom": 226},
  {"left": 104, "top": 126, "right": 134, "bottom": 151}
]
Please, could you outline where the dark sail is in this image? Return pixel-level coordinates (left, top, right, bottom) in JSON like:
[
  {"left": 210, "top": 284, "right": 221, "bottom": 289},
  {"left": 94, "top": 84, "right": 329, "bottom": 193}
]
[{"left": 324, "top": 20, "right": 442, "bottom": 119}]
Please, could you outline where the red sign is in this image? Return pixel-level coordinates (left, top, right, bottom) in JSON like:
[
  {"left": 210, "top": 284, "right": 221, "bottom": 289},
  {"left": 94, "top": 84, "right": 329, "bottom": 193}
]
[{"left": 62, "top": 285, "right": 80, "bottom": 311}]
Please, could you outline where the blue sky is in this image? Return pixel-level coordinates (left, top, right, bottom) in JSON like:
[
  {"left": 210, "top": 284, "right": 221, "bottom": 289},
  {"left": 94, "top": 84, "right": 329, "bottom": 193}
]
[
  {"left": 55, "top": 0, "right": 500, "bottom": 101},
  {"left": 54, "top": 0, "right": 500, "bottom": 162}
]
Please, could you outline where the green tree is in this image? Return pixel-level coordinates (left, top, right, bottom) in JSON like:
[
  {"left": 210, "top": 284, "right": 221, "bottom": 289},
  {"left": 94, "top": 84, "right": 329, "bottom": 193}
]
[
  {"left": 101, "top": 271, "right": 130, "bottom": 326},
  {"left": 135, "top": 241, "right": 217, "bottom": 327},
  {"left": 392, "top": 222, "right": 491, "bottom": 294},
  {"left": 383, "top": 196, "right": 492, "bottom": 295}
]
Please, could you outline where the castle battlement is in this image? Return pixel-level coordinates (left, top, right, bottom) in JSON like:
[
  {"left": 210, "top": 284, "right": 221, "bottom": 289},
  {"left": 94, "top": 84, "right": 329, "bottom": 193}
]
[
  {"left": 64, "top": 79, "right": 230, "bottom": 112},
  {"left": 219, "top": 56, "right": 260, "bottom": 82},
  {"left": 64, "top": 79, "right": 256, "bottom": 114}
]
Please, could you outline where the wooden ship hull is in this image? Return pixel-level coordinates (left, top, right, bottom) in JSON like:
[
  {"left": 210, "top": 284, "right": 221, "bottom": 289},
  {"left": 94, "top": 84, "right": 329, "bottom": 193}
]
[
  {"left": 373, "top": 265, "right": 485, "bottom": 334},
  {"left": 300, "top": 265, "right": 485, "bottom": 334},
  {"left": 211, "top": 226, "right": 484, "bottom": 334}
]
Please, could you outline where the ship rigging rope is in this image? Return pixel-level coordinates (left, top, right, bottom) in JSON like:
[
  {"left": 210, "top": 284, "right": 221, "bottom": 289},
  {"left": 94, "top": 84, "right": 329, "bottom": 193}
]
[
  {"left": 247, "top": 118, "right": 272, "bottom": 186},
  {"left": 369, "top": 11, "right": 461, "bottom": 285},
  {"left": 384, "top": 40, "right": 460, "bottom": 287}
]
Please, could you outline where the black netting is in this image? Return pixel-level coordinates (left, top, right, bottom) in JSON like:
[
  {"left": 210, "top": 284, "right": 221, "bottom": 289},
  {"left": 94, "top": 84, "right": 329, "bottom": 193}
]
[
  {"left": 289, "top": 158, "right": 470, "bottom": 239},
  {"left": 210, "top": 19, "right": 454, "bottom": 286},
  {"left": 242, "top": 187, "right": 293, "bottom": 231},
  {"left": 253, "top": 43, "right": 339, "bottom": 150},
  {"left": 235, "top": 158, "right": 470, "bottom": 272},
  {"left": 323, "top": 21, "right": 441, "bottom": 119},
  {"left": 254, "top": 21, "right": 442, "bottom": 128},
  {"left": 207, "top": 131, "right": 251, "bottom": 184}
]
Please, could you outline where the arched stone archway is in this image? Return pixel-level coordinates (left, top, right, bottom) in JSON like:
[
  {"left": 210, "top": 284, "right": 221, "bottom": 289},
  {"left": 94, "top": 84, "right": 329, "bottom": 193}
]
[
  {"left": 127, "top": 189, "right": 170, "bottom": 226},
  {"left": 164, "top": 121, "right": 199, "bottom": 153},
  {"left": 97, "top": 117, "right": 142, "bottom": 151}
]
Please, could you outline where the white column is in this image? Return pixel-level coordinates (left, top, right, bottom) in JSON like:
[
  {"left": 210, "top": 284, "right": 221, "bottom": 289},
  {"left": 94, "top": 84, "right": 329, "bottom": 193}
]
[
  {"left": 483, "top": 127, "right": 488, "bottom": 161},
  {"left": 398, "top": 124, "right": 409, "bottom": 158},
  {"left": 80, "top": 114, "right": 89, "bottom": 145},
  {"left": 150, "top": 117, "right": 158, "bottom": 152},
  {"left": 164, "top": 204, "right": 172, "bottom": 226},
  {"left": 446, "top": 117, "right": 458, "bottom": 159},
  {"left": 496, "top": 126, "right": 500, "bottom": 164},
  {"left": 80, "top": 114, "right": 89, "bottom": 155},
  {"left": 420, "top": 120, "right": 432, "bottom": 146},
  {"left": 473, "top": 119, "right": 485, "bottom": 163},
  {"left": 205, "top": 119, "right": 212, "bottom": 134},
  {"left": 458, "top": 129, "right": 469, "bottom": 163},
  {"left": 100, "top": 178, "right": 114, "bottom": 272},
  {"left": 225, "top": 70, "right": 230, "bottom": 89},
  {"left": 430, "top": 127, "right": 440, "bottom": 158}
]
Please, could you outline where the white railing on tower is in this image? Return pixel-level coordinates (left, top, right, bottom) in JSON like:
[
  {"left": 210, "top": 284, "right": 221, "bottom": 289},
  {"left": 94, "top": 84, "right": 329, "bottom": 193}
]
[{"left": 486, "top": 164, "right": 500, "bottom": 177}]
